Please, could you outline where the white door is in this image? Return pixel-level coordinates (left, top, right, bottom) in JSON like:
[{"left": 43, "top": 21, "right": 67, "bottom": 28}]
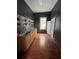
[{"left": 47, "top": 17, "right": 55, "bottom": 38}]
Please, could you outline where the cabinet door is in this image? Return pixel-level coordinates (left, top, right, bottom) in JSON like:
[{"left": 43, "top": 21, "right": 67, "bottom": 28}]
[
  {"left": 50, "top": 18, "right": 55, "bottom": 37},
  {"left": 47, "top": 21, "right": 51, "bottom": 34},
  {"left": 47, "top": 17, "right": 55, "bottom": 38}
]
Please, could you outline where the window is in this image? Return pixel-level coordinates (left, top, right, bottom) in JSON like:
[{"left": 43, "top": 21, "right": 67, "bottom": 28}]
[{"left": 40, "top": 17, "right": 47, "bottom": 30}]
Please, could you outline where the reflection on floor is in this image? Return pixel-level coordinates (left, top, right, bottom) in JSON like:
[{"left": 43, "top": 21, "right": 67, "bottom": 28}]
[{"left": 18, "top": 33, "right": 61, "bottom": 59}]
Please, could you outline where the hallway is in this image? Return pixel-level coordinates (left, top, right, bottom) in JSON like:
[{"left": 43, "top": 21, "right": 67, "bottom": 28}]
[{"left": 18, "top": 33, "right": 61, "bottom": 59}]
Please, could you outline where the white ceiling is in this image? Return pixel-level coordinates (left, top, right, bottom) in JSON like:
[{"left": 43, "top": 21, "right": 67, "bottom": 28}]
[{"left": 24, "top": 0, "right": 58, "bottom": 13}]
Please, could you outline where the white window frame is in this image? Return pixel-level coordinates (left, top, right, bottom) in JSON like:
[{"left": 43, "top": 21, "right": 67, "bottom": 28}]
[{"left": 40, "top": 17, "right": 47, "bottom": 30}]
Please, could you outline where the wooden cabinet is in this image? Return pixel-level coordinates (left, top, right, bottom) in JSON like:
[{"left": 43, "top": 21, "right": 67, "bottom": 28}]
[{"left": 17, "top": 29, "right": 37, "bottom": 51}]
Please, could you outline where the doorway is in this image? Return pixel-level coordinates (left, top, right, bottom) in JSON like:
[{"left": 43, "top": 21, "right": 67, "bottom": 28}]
[{"left": 40, "top": 17, "right": 47, "bottom": 30}]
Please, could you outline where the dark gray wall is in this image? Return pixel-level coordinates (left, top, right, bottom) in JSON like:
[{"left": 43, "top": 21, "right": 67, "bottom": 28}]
[
  {"left": 51, "top": 0, "right": 61, "bottom": 47},
  {"left": 34, "top": 12, "right": 51, "bottom": 33},
  {"left": 17, "top": 0, "right": 33, "bottom": 19}
]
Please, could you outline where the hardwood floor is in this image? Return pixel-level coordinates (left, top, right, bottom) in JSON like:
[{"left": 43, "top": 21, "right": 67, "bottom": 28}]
[{"left": 18, "top": 33, "right": 61, "bottom": 59}]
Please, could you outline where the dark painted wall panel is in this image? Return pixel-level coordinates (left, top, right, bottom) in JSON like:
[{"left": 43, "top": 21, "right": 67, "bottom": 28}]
[
  {"left": 17, "top": 0, "right": 33, "bottom": 19},
  {"left": 34, "top": 12, "right": 51, "bottom": 33},
  {"left": 51, "top": 0, "right": 61, "bottom": 47},
  {"left": 54, "top": 14, "right": 61, "bottom": 48}
]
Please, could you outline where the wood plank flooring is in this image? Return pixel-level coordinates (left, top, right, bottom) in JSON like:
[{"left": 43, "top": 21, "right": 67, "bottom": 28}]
[{"left": 18, "top": 33, "right": 61, "bottom": 59}]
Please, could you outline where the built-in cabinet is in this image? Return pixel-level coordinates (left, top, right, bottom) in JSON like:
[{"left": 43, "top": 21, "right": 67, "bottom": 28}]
[
  {"left": 47, "top": 17, "right": 55, "bottom": 38},
  {"left": 17, "top": 28, "right": 37, "bottom": 51},
  {"left": 17, "top": 15, "right": 37, "bottom": 51}
]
